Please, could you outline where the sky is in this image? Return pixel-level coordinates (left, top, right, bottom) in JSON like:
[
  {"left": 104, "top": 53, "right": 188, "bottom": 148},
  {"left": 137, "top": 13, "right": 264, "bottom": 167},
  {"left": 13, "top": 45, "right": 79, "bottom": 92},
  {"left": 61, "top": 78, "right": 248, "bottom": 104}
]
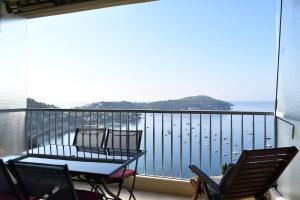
[{"left": 27, "top": 0, "right": 277, "bottom": 107}]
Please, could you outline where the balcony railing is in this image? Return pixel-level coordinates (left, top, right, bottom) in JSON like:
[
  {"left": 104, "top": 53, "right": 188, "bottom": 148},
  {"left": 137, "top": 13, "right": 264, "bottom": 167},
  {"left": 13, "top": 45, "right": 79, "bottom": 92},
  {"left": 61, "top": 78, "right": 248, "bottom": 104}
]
[
  {"left": 0, "top": 108, "right": 275, "bottom": 179},
  {"left": 21, "top": 108, "right": 275, "bottom": 179}
]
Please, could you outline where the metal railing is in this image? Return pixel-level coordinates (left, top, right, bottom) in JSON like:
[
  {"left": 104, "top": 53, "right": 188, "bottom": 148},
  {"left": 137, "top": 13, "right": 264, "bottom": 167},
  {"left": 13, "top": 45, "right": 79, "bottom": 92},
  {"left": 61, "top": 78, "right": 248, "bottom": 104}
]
[{"left": 24, "top": 108, "right": 275, "bottom": 179}]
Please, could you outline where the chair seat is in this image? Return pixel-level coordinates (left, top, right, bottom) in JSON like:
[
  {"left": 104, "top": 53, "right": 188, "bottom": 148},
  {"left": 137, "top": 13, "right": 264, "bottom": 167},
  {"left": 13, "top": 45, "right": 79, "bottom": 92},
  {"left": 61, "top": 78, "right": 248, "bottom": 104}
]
[
  {"left": 0, "top": 193, "right": 18, "bottom": 200},
  {"left": 109, "top": 169, "right": 135, "bottom": 181},
  {"left": 0, "top": 193, "right": 36, "bottom": 200},
  {"left": 14, "top": 184, "right": 37, "bottom": 200},
  {"left": 24, "top": 196, "right": 37, "bottom": 200},
  {"left": 75, "top": 190, "right": 102, "bottom": 200},
  {"left": 0, "top": 190, "right": 37, "bottom": 200}
]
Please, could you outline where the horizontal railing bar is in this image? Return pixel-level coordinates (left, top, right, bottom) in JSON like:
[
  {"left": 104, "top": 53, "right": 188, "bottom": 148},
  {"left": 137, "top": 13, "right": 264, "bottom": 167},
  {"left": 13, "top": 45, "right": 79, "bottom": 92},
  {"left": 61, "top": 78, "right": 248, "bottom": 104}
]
[
  {"left": 0, "top": 108, "right": 26, "bottom": 113},
  {"left": 0, "top": 108, "right": 274, "bottom": 116},
  {"left": 138, "top": 174, "right": 190, "bottom": 181},
  {"left": 9, "top": 108, "right": 275, "bottom": 115}
]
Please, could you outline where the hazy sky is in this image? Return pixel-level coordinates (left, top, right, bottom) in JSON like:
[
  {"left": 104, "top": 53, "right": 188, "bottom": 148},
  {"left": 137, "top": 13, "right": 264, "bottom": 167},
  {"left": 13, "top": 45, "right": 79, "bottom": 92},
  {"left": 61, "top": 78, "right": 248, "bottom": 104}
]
[{"left": 27, "top": 0, "right": 277, "bottom": 107}]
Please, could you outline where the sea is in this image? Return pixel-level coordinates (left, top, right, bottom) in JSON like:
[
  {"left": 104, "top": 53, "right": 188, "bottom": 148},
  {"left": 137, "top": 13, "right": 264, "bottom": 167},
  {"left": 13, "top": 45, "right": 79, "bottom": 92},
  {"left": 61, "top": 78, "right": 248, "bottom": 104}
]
[
  {"left": 49, "top": 101, "right": 275, "bottom": 178},
  {"left": 134, "top": 101, "right": 275, "bottom": 178}
]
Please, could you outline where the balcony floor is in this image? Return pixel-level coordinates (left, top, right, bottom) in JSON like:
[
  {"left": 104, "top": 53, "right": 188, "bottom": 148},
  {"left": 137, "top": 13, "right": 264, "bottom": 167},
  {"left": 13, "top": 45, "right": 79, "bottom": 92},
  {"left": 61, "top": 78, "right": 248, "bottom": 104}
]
[
  {"left": 113, "top": 189, "right": 190, "bottom": 200},
  {"left": 75, "top": 182, "right": 191, "bottom": 200},
  {"left": 75, "top": 181, "right": 259, "bottom": 200}
]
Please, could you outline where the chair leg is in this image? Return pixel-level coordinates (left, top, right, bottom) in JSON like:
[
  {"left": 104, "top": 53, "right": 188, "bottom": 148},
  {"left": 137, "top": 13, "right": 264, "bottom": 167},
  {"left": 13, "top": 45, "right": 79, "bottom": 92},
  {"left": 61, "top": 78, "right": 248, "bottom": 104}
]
[
  {"left": 99, "top": 178, "right": 122, "bottom": 200},
  {"left": 192, "top": 178, "right": 202, "bottom": 200},
  {"left": 202, "top": 181, "right": 213, "bottom": 200},
  {"left": 91, "top": 184, "right": 95, "bottom": 191},
  {"left": 116, "top": 180, "right": 124, "bottom": 197},
  {"left": 95, "top": 184, "right": 107, "bottom": 197},
  {"left": 129, "top": 159, "right": 139, "bottom": 200},
  {"left": 128, "top": 174, "right": 138, "bottom": 200}
]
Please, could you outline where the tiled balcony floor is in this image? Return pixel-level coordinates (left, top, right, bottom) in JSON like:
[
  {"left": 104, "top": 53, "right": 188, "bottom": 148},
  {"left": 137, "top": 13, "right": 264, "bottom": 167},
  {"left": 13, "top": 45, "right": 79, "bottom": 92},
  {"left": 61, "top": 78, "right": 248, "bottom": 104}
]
[
  {"left": 75, "top": 181, "right": 259, "bottom": 200},
  {"left": 112, "top": 189, "right": 191, "bottom": 200},
  {"left": 75, "top": 182, "right": 191, "bottom": 200}
]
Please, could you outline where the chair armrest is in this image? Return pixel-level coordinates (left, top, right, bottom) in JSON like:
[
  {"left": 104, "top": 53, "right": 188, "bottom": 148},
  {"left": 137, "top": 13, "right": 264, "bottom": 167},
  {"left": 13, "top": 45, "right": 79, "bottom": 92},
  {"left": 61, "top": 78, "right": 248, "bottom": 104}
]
[{"left": 189, "top": 165, "right": 219, "bottom": 192}]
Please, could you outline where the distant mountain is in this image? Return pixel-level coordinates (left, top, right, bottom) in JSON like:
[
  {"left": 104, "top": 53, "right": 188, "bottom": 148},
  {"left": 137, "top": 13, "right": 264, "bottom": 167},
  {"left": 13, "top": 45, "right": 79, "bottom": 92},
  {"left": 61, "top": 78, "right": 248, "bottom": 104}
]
[
  {"left": 27, "top": 98, "right": 58, "bottom": 109},
  {"left": 77, "top": 95, "right": 233, "bottom": 110}
]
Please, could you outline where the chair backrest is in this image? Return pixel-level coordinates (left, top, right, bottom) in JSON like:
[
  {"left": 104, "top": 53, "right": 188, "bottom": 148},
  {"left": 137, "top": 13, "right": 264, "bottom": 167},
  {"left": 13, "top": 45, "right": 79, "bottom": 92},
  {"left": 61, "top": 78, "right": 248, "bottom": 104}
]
[
  {"left": 105, "top": 129, "right": 142, "bottom": 151},
  {"left": 73, "top": 128, "right": 106, "bottom": 148},
  {"left": 0, "top": 159, "right": 20, "bottom": 200},
  {"left": 219, "top": 146, "right": 298, "bottom": 199},
  {"left": 10, "top": 161, "right": 78, "bottom": 200}
]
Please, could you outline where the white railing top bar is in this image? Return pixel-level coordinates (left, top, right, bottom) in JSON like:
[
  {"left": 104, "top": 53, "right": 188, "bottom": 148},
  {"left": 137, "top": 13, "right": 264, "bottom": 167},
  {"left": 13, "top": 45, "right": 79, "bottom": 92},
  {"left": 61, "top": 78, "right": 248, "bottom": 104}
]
[{"left": 0, "top": 108, "right": 274, "bottom": 115}]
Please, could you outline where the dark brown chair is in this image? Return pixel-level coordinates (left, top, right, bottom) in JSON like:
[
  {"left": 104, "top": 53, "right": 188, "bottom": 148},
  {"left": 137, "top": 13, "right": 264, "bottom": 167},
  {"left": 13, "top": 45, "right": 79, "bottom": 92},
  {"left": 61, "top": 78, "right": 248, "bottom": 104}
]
[{"left": 189, "top": 146, "right": 298, "bottom": 200}]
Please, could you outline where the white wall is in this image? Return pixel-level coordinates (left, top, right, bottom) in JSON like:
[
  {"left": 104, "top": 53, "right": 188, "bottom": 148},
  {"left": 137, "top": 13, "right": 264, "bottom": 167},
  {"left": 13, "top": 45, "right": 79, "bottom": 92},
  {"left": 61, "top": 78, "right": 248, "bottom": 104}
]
[
  {"left": 0, "top": 4, "right": 27, "bottom": 156},
  {"left": 277, "top": 120, "right": 300, "bottom": 200},
  {"left": 276, "top": 0, "right": 300, "bottom": 199}
]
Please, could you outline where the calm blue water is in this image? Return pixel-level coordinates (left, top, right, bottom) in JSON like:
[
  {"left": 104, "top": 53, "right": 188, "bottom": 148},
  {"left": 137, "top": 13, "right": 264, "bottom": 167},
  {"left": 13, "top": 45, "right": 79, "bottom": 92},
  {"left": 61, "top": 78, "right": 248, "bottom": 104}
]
[
  {"left": 135, "top": 101, "right": 275, "bottom": 178},
  {"left": 49, "top": 101, "right": 275, "bottom": 178}
]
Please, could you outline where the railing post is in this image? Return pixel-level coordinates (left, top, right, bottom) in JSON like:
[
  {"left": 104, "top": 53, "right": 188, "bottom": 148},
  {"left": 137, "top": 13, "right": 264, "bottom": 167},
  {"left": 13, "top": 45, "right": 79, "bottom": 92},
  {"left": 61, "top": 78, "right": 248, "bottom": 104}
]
[
  {"left": 230, "top": 114, "right": 233, "bottom": 163},
  {"left": 209, "top": 114, "right": 212, "bottom": 176},
  {"left": 30, "top": 111, "right": 33, "bottom": 154},
  {"left": 264, "top": 115, "right": 267, "bottom": 148},
  {"left": 171, "top": 113, "right": 173, "bottom": 177},
  {"left": 252, "top": 115, "right": 255, "bottom": 150},
  {"left": 241, "top": 114, "right": 244, "bottom": 152},
  {"left": 25, "top": 109, "right": 29, "bottom": 154},
  {"left": 189, "top": 113, "right": 192, "bottom": 175},
  {"left": 199, "top": 114, "right": 202, "bottom": 170},
  {"left": 144, "top": 113, "right": 147, "bottom": 175},
  {"left": 161, "top": 113, "right": 164, "bottom": 176},
  {"left": 274, "top": 116, "right": 278, "bottom": 148},
  {"left": 180, "top": 113, "right": 183, "bottom": 178},
  {"left": 42, "top": 111, "right": 45, "bottom": 154},
  {"left": 153, "top": 113, "right": 155, "bottom": 175},
  {"left": 219, "top": 114, "right": 222, "bottom": 174}
]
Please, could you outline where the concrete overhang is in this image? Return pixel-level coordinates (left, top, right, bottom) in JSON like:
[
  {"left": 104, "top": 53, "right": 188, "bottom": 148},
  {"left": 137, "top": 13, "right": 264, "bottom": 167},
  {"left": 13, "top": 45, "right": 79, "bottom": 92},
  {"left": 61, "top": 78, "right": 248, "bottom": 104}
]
[{"left": 5, "top": 0, "right": 157, "bottom": 19}]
